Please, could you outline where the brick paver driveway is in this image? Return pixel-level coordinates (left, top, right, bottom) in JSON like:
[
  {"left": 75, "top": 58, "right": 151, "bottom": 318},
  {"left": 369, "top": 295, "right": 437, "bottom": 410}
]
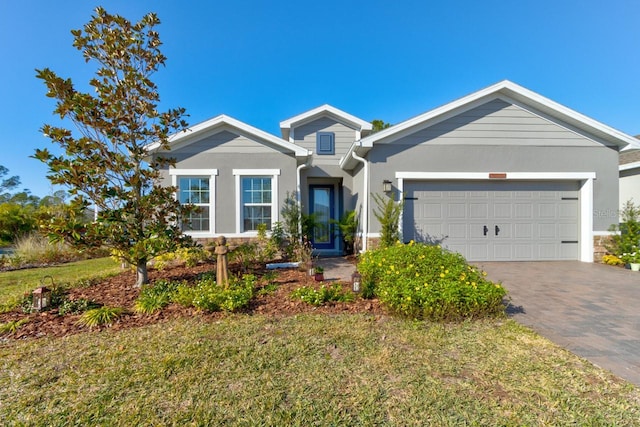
[{"left": 478, "top": 261, "right": 640, "bottom": 386}]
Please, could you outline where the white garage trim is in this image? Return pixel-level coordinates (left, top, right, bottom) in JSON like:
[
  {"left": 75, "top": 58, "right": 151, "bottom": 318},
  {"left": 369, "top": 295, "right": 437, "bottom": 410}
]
[{"left": 394, "top": 172, "right": 596, "bottom": 262}]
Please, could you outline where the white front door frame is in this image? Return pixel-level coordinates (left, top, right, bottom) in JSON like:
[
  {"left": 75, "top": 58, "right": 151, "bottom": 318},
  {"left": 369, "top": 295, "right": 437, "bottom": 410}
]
[{"left": 395, "top": 172, "right": 596, "bottom": 262}]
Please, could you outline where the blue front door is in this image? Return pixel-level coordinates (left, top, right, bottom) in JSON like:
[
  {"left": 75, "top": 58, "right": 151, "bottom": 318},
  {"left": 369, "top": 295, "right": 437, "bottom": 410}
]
[{"left": 309, "top": 185, "right": 335, "bottom": 250}]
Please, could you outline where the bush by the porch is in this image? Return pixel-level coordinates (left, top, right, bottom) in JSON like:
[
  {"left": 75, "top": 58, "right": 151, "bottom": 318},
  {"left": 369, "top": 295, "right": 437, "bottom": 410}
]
[{"left": 358, "top": 242, "right": 506, "bottom": 320}]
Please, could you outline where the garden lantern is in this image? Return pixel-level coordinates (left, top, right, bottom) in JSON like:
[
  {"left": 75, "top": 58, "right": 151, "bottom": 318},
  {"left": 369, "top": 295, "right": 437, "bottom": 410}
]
[
  {"left": 306, "top": 260, "right": 314, "bottom": 276},
  {"left": 351, "top": 271, "right": 362, "bottom": 293},
  {"left": 32, "top": 286, "right": 52, "bottom": 311}
]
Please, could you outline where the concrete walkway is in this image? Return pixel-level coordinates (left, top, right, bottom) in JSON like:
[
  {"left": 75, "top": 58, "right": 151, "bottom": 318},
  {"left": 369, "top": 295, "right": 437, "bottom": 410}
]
[
  {"left": 315, "top": 257, "right": 357, "bottom": 282},
  {"left": 478, "top": 261, "right": 640, "bottom": 387}
]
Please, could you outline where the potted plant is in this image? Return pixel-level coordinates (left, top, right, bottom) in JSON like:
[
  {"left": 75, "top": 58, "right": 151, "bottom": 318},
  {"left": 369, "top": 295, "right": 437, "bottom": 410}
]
[
  {"left": 331, "top": 210, "right": 358, "bottom": 256},
  {"left": 314, "top": 266, "right": 324, "bottom": 282},
  {"left": 622, "top": 252, "right": 640, "bottom": 271}
]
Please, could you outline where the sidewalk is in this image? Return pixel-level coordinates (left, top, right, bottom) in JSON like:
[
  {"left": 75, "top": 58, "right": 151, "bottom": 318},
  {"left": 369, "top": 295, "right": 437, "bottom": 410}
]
[{"left": 315, "top": 257, "right": 357, "bottom": 282}]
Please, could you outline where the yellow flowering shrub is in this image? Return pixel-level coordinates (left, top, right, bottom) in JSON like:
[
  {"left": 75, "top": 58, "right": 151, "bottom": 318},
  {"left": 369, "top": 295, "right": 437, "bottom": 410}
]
[{"left": 357, "top": 242, "right": 506, "bottom": 320}]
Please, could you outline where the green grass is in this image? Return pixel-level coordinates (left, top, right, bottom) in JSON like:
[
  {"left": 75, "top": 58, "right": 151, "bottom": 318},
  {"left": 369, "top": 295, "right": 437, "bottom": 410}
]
[
  {"left": 0, "top": 257, "right": 121, "bottom": 305},
  {"left": 1, "top": 315, "right": 638, "bottom": 425}
]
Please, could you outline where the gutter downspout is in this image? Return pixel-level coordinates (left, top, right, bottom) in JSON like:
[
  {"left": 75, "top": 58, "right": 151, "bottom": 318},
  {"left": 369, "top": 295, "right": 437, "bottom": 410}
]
[
  {"left": 296, "top": 154, "right": 312, "bottom": 241},
  {"left": 351, "top": 145, "right": 368, "bottom": 252}
]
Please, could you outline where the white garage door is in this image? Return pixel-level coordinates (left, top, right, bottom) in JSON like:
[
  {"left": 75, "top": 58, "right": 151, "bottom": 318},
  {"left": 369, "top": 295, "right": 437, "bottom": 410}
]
[{"left": 403, "top": 181, "right": 580, "bottom": 261}]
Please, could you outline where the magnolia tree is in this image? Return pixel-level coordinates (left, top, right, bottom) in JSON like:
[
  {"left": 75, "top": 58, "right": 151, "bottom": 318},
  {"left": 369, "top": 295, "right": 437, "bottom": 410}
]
[{"left": 35, "top": 7, "right": 192, "bottom": 286}]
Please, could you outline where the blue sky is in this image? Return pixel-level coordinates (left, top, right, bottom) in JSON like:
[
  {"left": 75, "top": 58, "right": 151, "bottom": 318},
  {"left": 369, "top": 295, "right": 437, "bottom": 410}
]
[{"left": 1, "top": 0, "right": 639, "bottom": 197}]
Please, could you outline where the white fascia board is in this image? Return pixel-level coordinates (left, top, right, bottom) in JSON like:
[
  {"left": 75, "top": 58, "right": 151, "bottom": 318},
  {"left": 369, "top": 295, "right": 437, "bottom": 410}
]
[
  {"left": 619, "top": 161, "right": 640, "bottom": 172},
  {"left": 153, "top": 114, "right": 309, "bottom": 158},
  {"left": 359, "top": 80, "right": 638, "bottom": 149},
  {"left": 395, "top": 172, "right": 597, "bottom": 180},
  {"left": 279, "top": 104, "right": 372, "bottom": 131}
]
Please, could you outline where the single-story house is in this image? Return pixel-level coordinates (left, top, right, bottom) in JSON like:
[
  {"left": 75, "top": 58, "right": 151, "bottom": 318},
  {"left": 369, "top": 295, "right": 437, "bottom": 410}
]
[
  {"left": 619, "top": 148, "right": 640, "bottom": 211},
  {"left": 150, "top": 80, "right": 640, "bottom": 262}
]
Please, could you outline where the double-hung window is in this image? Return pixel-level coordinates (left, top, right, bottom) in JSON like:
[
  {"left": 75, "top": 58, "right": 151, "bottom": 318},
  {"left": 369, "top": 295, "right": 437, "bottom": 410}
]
[
  {"left": 169, "top": 169, "right": 217, "bottom": 235},
  {"left": 233, "top": 169, "right": 280, "bottom": 233}
]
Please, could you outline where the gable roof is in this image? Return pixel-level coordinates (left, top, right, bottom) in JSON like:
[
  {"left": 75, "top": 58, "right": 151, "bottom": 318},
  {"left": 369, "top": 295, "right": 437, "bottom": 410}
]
[
  {"left": 147, "top": 114, "right": 310, "bottom": 158},
  {"left": 279, "top": 104, "right": 373, "bottom": 141},
  {"left": 341, "top": 80, "right": 640, "bottom": 169}
]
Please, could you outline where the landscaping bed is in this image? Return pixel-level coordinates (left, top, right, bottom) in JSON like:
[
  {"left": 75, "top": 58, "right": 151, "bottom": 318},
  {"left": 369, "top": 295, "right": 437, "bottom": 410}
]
[{"left": 0, "top": 259, "right": 384, "bottom": 341}]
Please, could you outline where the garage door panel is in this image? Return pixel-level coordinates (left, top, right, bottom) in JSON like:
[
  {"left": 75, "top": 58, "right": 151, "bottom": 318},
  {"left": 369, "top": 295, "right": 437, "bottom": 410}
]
[
  {"left": 448, "top": 203, "right": 466, "bottom": 218},
  {"left": 514, "top": 223, "right": 533, "bottom": 239},
  {"left": 468, "top": 244, "right": 489, "bottom": 260},
  {"left": 405, "top": 181, "right": 580, "bottom": 261},
  {"left": 447, "top": 224, "right": 467, "bottom": 239},
  {"left": 514, "top": 204, "right": 533, "bottom": 218},
  {"left": 494, "top": 203, "right": 512, "bottom": 218},
  {"left": 469, "top": 203, "right": 488, "bottom": 219}
]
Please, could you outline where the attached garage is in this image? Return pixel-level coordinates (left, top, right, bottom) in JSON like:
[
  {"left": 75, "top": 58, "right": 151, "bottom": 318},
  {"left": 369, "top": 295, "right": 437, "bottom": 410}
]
[{"left": 402, "top": 180, "right": 580, "bottom": 261}]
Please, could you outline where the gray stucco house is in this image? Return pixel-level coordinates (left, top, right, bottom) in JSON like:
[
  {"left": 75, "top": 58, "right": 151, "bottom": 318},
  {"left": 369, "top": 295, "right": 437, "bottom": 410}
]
[
  {"left": 151, "top": 80, "right": 640, "bottom": 262},
  {"left": 620, "top": 149, "right": 640, "bottom": 212}
]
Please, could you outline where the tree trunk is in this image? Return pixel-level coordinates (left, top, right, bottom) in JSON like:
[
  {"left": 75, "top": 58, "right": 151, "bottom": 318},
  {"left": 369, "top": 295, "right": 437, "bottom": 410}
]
[{"left": 135, "top": 261, "right": 149, "bottom": 287}]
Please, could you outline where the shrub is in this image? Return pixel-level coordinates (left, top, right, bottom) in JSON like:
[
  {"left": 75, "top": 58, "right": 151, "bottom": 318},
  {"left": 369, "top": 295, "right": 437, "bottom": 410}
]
[
  {"left": 175, "top": 274, "right": 255, "bottom": 312},
  {"left": 153, "top": 246, "right": 209, "bottom": 270},
  {"left": 291, "top": 283, "right": 354, "bottom": 306},
  {"left": 372, "top": 193, "right": 403, "bottom": 248},
  {"left": 607, "top": 200, "right": 640, "bottom": 258},
  {"left": 602, "top": 254, "right": 624, "bottom": 266},
  {"left": 77, "top": 306, "right": 124, "bottom": 327},
  {"left": 358, "top": 241, "right": 506, "bottom": 320},
  {"left": 134, "top": 279, "right": 181, "bottom": 314},
  {"left": 58, "top": 298, "right": 100, "bottom": 315}
]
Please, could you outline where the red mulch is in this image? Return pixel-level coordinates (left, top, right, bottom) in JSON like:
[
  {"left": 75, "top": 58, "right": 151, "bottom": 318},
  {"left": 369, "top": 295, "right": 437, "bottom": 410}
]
[{"left": 0, "top": 260, "right": 385, "bottom": 342}]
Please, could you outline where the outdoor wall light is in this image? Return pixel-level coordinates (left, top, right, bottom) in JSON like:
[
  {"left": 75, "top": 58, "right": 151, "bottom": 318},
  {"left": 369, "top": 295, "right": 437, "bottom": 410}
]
[{"left": 382, "top": 180, "right": 392, "bottom": 193}]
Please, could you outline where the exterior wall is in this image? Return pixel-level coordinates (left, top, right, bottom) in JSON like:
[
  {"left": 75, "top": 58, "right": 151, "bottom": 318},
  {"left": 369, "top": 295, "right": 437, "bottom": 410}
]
[
  {"left": 394, "top": 99, "right": 605, "bottom": 147},
  {"left": 158, "top": 129, "right": 298, "bottom": 236},
  {"left": 293, "top": 117, "right": 358, "bottom": 162},
  {"left": 620, "top": 169, "right": 640, "bottom": 207},
  {"left": 365, "top": 101, "right": 620, "bottom": 235}
]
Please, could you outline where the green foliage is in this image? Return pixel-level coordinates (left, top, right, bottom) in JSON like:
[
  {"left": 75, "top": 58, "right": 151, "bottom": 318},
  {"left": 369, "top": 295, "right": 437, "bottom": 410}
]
[
  {"left": 372, "top": 193, "right": 403, "bottom": 248},
  {"left": 330, "top": 210, "right": 358, "bottom": 254},
  {"left": 58, "top": 298, "right": 101, "bottom": 315},
  {"left": 134, "top": 279, "right": 181, "bottom": 314},
  {"left": 277, "top": 192, "right": 317, "bottom": 261},
  {"left": 77, "top": 306, "right": 124, "bottom": 327},
  {"left": 358, "top": 242, "right": 506, "bottom": 320},
  {"left": 371, "top": 119, "right": 392, "bottom": 133},
  {"left": 34, "top": 7, "right": 191, "bottom": 286},
  {"left": 607, "top": 201, "right": 640, "bottom": 262},
  {"left": 174, "top": 275, "right": 255, "bottom": 312},
  {"left": 153, "top": 246, "right": 209, "bottom": 270},
  {"left": 290, "top": 283, "right": 354, "bottom": 306},
  {"left": 0, "top": 203, "right": 36, "bottom": 243},
  {"left": 0, "top": 319, "right": 29, "bottom": 335}
]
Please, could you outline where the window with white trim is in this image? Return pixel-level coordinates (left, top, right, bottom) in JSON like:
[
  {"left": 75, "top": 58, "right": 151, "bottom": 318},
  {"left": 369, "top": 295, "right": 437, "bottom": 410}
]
[
  {"left": 179, "top": 177, "right": 210, "bottom": 231},
  {"left": 169, "top": 169, "right": 217, "bottom": 234},
  {"left": 242, "top": 177, "right": 272, "bottom": 231},
  {"left": 233, "top": 169, "right": 280, "bottom": 233}
]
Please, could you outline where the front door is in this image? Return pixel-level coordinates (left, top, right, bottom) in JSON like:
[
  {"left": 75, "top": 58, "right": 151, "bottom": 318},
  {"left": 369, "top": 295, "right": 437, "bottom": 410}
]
[{"left": 309, "top": 185, "right": 335, "bottom": 250}]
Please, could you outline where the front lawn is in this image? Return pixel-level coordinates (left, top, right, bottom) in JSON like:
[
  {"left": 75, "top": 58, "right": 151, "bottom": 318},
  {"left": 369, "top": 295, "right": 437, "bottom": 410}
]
[
  {"left": 0, "top": 257, "right": 121, "bottom": 305},
  {"left": 1, "top": 315, "right": 638, "bottom": 425}
]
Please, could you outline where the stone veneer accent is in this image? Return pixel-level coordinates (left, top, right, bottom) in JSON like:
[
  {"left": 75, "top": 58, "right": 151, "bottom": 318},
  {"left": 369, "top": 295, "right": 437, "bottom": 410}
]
[{"left": 593, "top": 235, "right": 614, "bottom": 263}]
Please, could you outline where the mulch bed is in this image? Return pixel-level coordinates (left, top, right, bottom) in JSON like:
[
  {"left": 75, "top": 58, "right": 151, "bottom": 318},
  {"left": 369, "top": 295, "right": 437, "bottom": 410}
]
[{"left": 0, "top": 259, "right": 385, "bottom": 342}]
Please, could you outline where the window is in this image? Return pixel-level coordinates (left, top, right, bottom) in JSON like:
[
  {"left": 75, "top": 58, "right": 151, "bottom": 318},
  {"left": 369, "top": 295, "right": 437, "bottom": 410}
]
[
  {"left": 316, "top": 132, "right": 335, "bottom": 155},
  {"left": 179, "top": 177, "right": 210, "bottom": 231},
  {"left": 169, "top": 169, "right": 217, "bottom": 234},
  {"left": 233, "top": 169, "right": 280, "bottom": 233},
  {"left": 242, "top": 177, "right": 272, "bottom": 231}
]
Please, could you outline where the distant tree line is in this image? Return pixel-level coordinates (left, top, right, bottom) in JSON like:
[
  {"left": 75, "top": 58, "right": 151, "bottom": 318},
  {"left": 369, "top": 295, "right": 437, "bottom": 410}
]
[{"left": 0, "top": 165, "right": 72, "bottom": 246}]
